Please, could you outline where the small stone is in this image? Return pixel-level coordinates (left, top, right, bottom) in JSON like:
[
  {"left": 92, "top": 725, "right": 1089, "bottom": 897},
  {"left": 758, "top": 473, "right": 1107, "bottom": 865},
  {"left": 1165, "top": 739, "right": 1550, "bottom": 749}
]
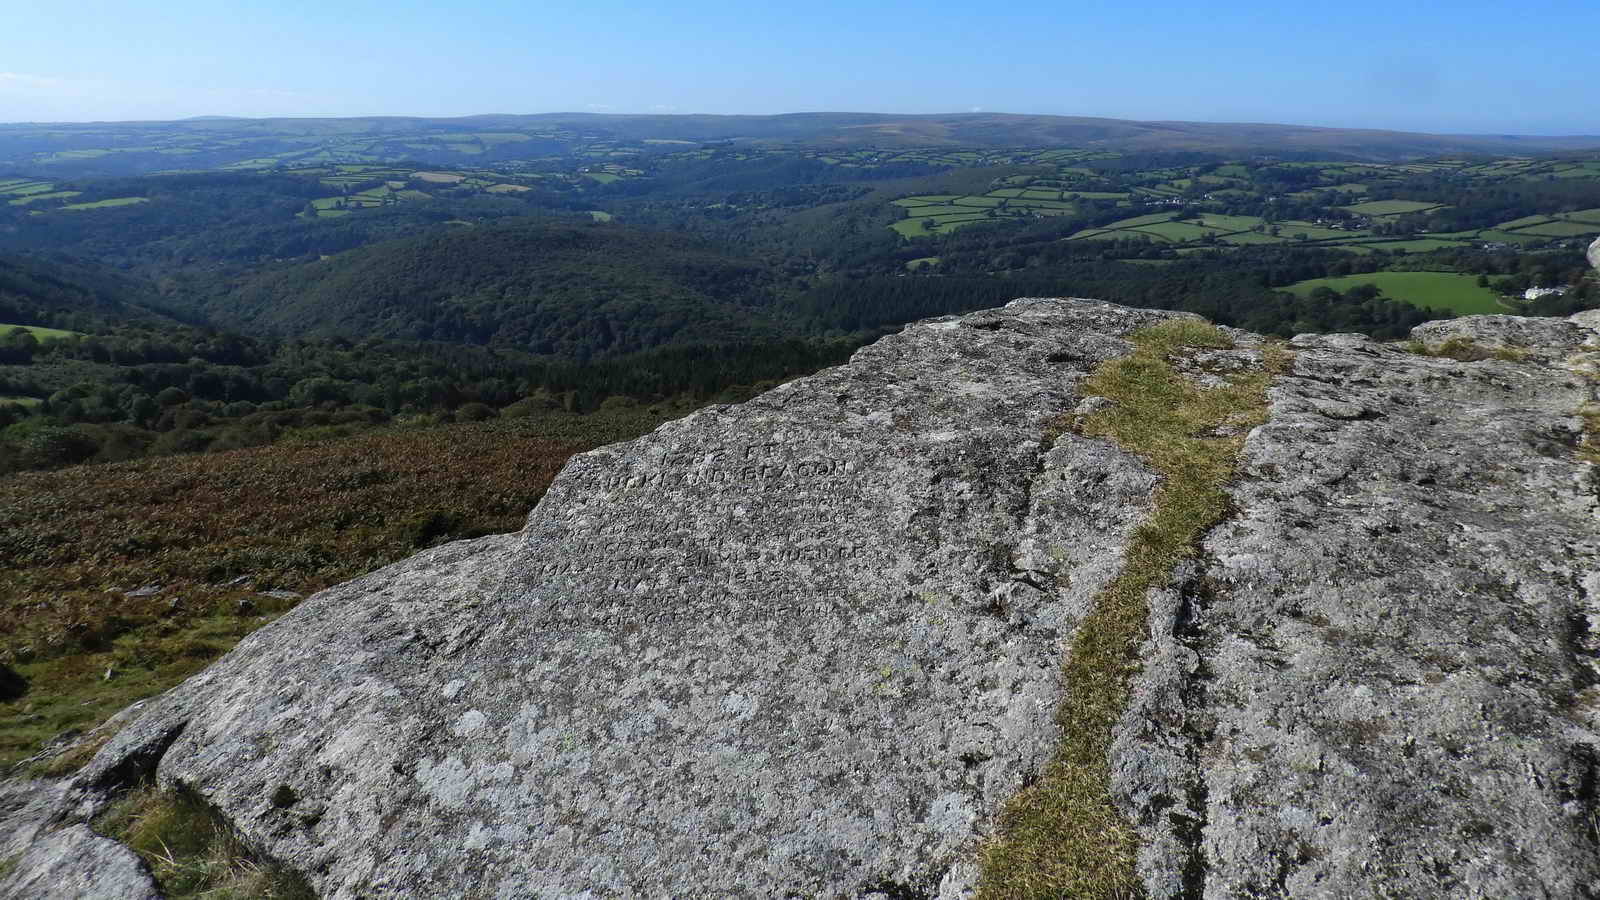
[
  {"left": 1588, "top": 235, "right": 1600, "bottom": 271},
  {"left": 258, "top": 590, "right": 301, "bottom": 601},
  {"left": 1074, "top": 395, "right": 1114, "bottom": 416},
  {"left": 235, "top": 598, "right": 257, "bottom": 616},
  {"left": 121, "top": 585, "right": 162, "bottom": 598}
]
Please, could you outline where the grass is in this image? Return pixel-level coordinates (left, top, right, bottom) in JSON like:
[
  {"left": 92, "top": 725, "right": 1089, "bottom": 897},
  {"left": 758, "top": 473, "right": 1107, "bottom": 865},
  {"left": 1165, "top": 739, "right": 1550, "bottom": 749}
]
[
  {"left": 1496, "top": 214, "right": 1553, "bottom": 230},
  {"left": 0, "top": 323, "right": 80, "bottom": 340},
  {"left": 1190, "top": 214, "right": 1264, "bottom": 232},
  {"left": 1220, "top": 231, "right": 1286, "bottom": 245},
  {"left": 1515, "top": 221, "right": 1599, "bottom": 238},
  {"left": 0, "top": 407, "right": 680, "bottom": 769},
  {"left": 977, "top": 320, "right": 1282, "bottom": 899},
  {"left": 59, "top": 197, "right": 149, "bottom": 211},
  {"left": 1285, "top": 271, "right": 1505, "bottom": 315},
  {"left": 1342, "top": 200, "right": 1440, "bottom": 216},
  {"left": 7, "top": 191, "right": 81, "bottom": 206},
  {"left": 94, "top": 785, "right": 313, "bottom": 899},
  {"left": 1102, "top": 212, "right": 1179, "bottom": 229},
  {"left": 1404, "top": 336, "right": 1525, "bottom": 363},
  {"left": 1131, "top": 221, "right": 1223, "bottom": 242}
]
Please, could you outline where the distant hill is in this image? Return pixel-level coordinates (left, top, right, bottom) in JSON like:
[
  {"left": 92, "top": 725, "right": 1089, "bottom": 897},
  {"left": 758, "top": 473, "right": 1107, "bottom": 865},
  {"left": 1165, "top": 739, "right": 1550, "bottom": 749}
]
[
  {"left": 194, "top": 220, "right": 784, "bottom": 359},
  {"left": 1, "top": 112, "right": 1596, "bottom": 175}
]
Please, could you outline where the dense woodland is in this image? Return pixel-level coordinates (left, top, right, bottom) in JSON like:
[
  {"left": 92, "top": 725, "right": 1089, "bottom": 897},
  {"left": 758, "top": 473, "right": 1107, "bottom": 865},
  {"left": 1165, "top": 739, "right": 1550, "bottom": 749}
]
[{"left": 1, "top": 144, "right": 1597, "bottom": 475}]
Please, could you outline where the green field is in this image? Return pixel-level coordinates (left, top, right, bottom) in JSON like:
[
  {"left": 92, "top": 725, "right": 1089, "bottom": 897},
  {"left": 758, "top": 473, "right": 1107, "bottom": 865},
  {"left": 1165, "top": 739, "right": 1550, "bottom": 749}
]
[
  {"left": 7, "top": 191, "right": 81, "bottom": 206},
  {"left": 1515, "top": 221, "right": 1600, "bottom": 237},
  {"left": 1364, "top": 239, "right": 1473, "bottom": 252},
  {"left": 1, "top": 323, "right": 81, "bottom": 340},
  {"left": 1286, "top": 271, "right": 1507, "bottom": 315},
  {"left": 1476, "top": 229, "right": 1553, "bottom": 246},
  {"left": 1496, "top": 214, "right": 1552, "bottom": 230},
  {"left": 59, "top": 197, "right": 149, "bottom": 211},
  {"left": 1133, "top": 221, "right": 1223, "bottom": 241},
  {"left": 1343, "top": 200, "right": 1441, "bottom": 216},
  {"left": 1220, "top": 230, "right": 1286, "bottom": 245},
  {"left": 1102, "top": 212, "right": 1179, "bottom": 229},
  {"left": 1190, "top": 213, "right": 1265, "bottom": 232}
]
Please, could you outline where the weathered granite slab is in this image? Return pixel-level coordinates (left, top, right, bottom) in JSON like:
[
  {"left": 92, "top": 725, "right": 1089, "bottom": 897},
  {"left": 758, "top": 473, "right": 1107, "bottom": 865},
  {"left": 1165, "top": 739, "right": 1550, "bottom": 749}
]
[
  {"left": 11, "top": 298, "right": 1600, "bottom": 898},
  {"left": 0, "top": 779, "right": 158, "bottom": 900},
  {"left": 1114, "top": 317, "right": 1600, "bottom": 897},
  {"left": 52, "top": 298, "right": 1179, "bottom": 898}
]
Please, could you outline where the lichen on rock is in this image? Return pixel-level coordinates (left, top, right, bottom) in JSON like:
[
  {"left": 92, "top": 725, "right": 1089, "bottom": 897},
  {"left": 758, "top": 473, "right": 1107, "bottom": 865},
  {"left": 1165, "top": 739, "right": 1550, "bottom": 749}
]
[{"left": 3, "top": 298, "right": 1599, "bottom": 899}]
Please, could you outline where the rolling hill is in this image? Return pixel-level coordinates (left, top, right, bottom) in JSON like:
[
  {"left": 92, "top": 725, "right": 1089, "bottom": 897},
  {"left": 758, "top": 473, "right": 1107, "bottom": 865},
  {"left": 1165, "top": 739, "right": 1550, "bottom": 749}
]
[
  {"left": 2, "top": 112, "right": 1597, "bottom": 176},
  {"left": 194, "top": 220, "right": 785, "bottom": 359}
]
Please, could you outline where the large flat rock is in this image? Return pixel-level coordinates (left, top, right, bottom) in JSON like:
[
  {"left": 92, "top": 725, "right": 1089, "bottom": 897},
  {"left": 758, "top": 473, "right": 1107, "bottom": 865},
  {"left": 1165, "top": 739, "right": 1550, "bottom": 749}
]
[
  {"left": 57, "top": 298, "right": 1180, "bottom": 898},
  {"left": 9, "top": 298, "right": 1600, "bottom": 898}
]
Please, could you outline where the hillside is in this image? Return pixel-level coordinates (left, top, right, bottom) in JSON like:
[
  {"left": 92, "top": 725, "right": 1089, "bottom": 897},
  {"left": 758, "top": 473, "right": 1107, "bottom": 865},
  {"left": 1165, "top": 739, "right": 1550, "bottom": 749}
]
[
  {"left": 2, "top": 112, "right": 1597, "bottom": 176},
  {"left": 4, "top": 297, "right": 1599, "bottom": 898},
  {"left": 0, "top": 254, "right": 175, "bottom": 332},
  {"left": 192, "top": 220, "right": 783, "bottom": 358}
]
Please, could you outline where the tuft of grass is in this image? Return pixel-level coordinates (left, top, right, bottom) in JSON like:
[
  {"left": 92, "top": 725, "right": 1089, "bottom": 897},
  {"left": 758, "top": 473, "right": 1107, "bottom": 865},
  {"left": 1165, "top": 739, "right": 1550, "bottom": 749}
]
[
  {"left": 94, "top": 785, "right": 313, "bottom": 899},
  {"left": 977, "top": 319, "right": 1284, "bottom": 899},
  {"left": 1404, "top": 336, "right": 1525, "bottom": 362},
  {"left": 1578, "top": 407, "right": 1600, "bottom": 465}
]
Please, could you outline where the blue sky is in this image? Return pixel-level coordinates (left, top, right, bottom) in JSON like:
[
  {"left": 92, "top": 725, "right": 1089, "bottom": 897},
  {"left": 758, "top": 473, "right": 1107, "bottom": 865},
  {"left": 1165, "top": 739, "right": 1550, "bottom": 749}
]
[{"left": 3, "top": 0, "right": 1595, "bottom": 134}]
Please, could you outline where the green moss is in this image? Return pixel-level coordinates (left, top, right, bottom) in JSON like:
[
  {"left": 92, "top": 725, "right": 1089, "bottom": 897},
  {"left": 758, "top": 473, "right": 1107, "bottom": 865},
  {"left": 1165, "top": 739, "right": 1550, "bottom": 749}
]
[
  {"left": 977, "top": 319, "right": 1284, "bottom": 899},
  {"left": 1404, "top": 336, "right": 1526, "bottom": 362}
]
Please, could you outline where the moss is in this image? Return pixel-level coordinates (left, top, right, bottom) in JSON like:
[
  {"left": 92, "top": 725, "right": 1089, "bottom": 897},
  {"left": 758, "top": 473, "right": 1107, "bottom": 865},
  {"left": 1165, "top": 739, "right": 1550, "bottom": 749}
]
[
  {"left": 93, "top": 784, "right": 313, "bottom": 900},
  {"left": 1579, "top": 406, "right": 1600, "bottom": 465},
  {"left": 976, "top": 319, "right": 1284, "bottom": 899},
  {"left": 1404, "top": 336, "right": 1526, "bottom": 362}
]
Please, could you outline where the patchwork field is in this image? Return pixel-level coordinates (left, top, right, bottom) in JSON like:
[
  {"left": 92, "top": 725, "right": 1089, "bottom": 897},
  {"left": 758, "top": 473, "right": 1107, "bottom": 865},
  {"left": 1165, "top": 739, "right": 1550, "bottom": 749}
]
[{"left": 1285, "top": 271, "right": 1509, "bottom": 315}]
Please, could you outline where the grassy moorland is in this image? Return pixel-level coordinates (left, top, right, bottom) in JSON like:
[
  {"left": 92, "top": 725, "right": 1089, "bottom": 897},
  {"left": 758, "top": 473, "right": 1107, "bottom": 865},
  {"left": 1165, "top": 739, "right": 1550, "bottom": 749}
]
[{"left": 0, "top": 407, "right": 677, "bottom": 770}]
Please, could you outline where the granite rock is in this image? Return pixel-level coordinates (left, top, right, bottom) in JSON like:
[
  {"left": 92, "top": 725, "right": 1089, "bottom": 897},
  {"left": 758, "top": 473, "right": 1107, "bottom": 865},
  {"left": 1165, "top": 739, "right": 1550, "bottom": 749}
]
[
  {"left": 6, "top": 298, "right": 1600, "bottom": 899},
  {"left": 38, "top": 299, "right": 1182, "bottom": 899},
  {"left": 1114, "top": 314, "right": 1600, "bottom": 897}
]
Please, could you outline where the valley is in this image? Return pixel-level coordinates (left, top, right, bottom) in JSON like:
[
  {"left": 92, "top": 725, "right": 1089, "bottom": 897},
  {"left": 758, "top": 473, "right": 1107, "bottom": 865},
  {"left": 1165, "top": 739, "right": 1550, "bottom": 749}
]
[{"left": 1, "top": 116, "right": 1598, "bottom": 777}]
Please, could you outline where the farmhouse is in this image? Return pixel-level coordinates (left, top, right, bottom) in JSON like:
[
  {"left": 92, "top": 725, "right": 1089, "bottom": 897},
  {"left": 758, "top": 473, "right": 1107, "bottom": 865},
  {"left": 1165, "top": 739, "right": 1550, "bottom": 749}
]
[{"left": 1524, "top": 285, "right": 1569, "bottom": 300}]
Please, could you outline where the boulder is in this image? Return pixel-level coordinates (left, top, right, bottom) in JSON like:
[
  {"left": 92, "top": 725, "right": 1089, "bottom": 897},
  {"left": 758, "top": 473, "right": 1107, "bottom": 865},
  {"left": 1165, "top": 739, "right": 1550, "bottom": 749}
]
[
  {"left": 1589, "top": 234, "right": 1600, "bottom": 271},
  {"left": 5, "top": 298, "right": 1598, "bottom": 898}
]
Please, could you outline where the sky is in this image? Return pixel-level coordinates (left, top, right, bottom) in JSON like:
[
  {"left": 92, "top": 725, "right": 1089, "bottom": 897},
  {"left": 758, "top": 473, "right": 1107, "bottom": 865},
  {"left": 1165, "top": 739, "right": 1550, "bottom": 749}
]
[{"left": 3, "top": 0, "right": 1596, "bottom": 135}]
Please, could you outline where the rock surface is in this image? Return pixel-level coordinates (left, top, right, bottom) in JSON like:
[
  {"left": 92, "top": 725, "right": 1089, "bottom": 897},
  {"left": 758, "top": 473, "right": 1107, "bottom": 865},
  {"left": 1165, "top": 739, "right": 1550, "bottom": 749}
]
[
  {"left": 4, "top": 297, "right": 1600, "bottom": 898},
  {"left": 0, "top": 780, "right": 158, "bottom": 900},
  {"left": 1589, "top": 234, "right": 1600, "bottom": 271},
  {"left": 1115, "top": 319, "right": 1600, "bottom": 897}
]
